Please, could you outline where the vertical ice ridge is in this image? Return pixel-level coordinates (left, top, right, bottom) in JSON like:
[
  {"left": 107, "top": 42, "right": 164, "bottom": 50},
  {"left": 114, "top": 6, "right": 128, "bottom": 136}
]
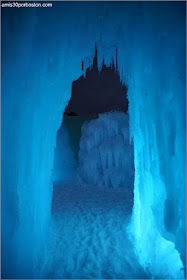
[{"left": 78, "top": 112, "right": 134, "bottom": 190}]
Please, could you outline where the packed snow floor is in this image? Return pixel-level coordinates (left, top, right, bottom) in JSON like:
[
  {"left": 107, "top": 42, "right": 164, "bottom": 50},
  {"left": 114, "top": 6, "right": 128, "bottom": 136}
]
[{"left": 40, "top": 183, "right": 150, "bottom": 279}]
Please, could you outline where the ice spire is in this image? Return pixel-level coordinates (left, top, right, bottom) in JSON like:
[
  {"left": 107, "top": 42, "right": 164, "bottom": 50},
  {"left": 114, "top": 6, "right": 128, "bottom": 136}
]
[
  {"left": 102, "top": 56, "right": 105, "bottom": 68},
  {"left": 116, "top": 48, "right": 118, "bottom": 73},
  {"left": 93, "top": 43, "right": 98, "bottom": 70}
]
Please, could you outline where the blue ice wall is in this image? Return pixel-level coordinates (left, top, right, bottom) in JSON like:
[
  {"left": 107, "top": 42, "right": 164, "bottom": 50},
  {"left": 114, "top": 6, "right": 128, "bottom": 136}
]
[
  {"left": 126, "top": 3, "right": 186, "bottom": 278},
  {"left": 1, "top": 6, "right": 92, "bottom": 278},
  {"left": 53, "top": 120, "right": 76, "bottom": 184},
  {"left": 2, "top": 2, "right": 186, "bottom": 278},
  {"left": 53, "top": 114, "right": 95, "bottom": 184}
]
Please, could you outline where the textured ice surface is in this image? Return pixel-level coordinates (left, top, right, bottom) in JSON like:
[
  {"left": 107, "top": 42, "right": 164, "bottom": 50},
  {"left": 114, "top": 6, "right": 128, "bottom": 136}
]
[
  {"left": 2, "top": 2, "right": 185, "bottom": 278},
  {"left": 38, "top": 184, "right": 149, "bottom": 279},
  {"left": 78, "top": 112, "right": 134, "bottom": 190},
  {"left": 126, "top": 4, "right": 186, "bottom": 278}
]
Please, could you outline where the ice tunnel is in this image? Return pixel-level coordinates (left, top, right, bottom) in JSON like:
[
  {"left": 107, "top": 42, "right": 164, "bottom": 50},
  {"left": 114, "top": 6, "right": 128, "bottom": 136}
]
[
  {"left": 1, "top": 1, "right": 186, "bottom": 279},
  {"left": 52, "top": 45, "right": 133, "bottom": 189}
]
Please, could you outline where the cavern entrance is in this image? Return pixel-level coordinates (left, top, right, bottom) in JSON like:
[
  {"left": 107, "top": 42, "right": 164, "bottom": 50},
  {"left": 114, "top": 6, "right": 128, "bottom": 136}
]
[{"left": 48, "top": 45, "right": 139, "bottom": 279}]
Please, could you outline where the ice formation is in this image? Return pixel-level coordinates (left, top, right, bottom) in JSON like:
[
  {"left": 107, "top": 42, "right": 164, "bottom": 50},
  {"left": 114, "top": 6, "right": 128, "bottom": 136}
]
[
  {"left": 53, "top": 120, "right": 76, "bottom": 184},
  {"left": 1, "top": 1, "right": 186, "bottom": 279},
  {"left": 126, "top": 3, "right": 186, "bottom": 279},
  {"left": 78, "top": 112, "right": 134, "bottom": 190}
]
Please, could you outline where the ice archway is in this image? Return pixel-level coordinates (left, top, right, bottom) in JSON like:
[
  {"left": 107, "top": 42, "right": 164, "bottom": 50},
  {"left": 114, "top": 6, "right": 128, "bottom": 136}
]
[{"left": 1, "top": 2, "right": 186, "bottom": 279}]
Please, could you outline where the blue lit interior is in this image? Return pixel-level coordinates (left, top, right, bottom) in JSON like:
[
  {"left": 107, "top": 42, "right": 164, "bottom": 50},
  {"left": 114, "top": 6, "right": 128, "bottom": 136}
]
[{"left": 1, "top": 1, "right": 186, "bottom": 279}]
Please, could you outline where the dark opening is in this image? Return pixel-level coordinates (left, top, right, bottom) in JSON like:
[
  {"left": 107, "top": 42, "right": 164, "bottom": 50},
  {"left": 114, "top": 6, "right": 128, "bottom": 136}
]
[{"left": 65, "top": 44, "right": 128, "bottom": 116}]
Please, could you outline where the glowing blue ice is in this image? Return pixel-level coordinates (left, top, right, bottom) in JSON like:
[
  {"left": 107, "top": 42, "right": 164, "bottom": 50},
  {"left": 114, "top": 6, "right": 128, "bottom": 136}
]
[
  {"left": 1, "top": 2, "right": 185, "bottom": 279},
  {"left": 53, "top": 121, "right": 76, "bottom": 184}
]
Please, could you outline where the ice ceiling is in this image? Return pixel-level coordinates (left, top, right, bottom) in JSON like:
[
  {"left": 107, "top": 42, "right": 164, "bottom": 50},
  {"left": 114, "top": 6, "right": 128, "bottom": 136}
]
[{"left": 1, "top": 1, "right": 186, "bottom": 279}]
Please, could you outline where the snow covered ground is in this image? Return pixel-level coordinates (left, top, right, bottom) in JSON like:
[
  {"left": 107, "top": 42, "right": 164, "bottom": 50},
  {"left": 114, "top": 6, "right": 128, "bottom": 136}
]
[{"left": 39, "top": 184, "right": 149, "bottom": 279}]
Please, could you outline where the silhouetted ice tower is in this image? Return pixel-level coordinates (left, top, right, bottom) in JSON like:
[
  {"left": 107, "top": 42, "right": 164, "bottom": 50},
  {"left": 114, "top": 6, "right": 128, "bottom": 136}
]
[{"left": 65, "top": 44, "right": 128, "bottom": 116}]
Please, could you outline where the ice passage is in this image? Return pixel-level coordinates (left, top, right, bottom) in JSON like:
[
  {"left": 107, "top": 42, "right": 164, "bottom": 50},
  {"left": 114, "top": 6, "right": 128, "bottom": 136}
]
[{"left": 1, "top": 1, "right": 186, "bottom": 279}]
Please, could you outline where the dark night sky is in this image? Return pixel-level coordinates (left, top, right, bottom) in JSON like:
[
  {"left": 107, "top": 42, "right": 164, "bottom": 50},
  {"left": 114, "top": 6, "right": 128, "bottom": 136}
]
[{"left": 65, "top": 45, "right": 128, "bottom": 116}]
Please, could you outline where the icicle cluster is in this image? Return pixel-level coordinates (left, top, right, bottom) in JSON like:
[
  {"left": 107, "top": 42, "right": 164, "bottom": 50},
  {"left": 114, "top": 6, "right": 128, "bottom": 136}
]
[{"left": 78, "top": 112, "right": 134, "bottom": 189}]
